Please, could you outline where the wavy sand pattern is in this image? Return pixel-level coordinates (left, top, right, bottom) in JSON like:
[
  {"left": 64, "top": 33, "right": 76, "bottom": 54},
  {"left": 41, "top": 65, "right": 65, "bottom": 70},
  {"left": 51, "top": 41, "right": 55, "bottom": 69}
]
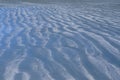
[{"left": 0, "top": 3, "right": 120, "bottom": 80}]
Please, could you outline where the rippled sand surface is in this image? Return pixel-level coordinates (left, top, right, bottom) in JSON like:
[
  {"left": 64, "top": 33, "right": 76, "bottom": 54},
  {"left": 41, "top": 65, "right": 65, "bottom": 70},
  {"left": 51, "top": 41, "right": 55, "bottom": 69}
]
[{"left": 0, "top": 3, "right": 120, "bottom": 80}]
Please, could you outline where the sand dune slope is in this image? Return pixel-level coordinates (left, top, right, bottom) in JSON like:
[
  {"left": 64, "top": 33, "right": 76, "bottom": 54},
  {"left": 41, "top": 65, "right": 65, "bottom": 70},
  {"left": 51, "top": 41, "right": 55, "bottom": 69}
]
[{"left": 0, "top": 3, "right": 120, "bottom": 80}]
